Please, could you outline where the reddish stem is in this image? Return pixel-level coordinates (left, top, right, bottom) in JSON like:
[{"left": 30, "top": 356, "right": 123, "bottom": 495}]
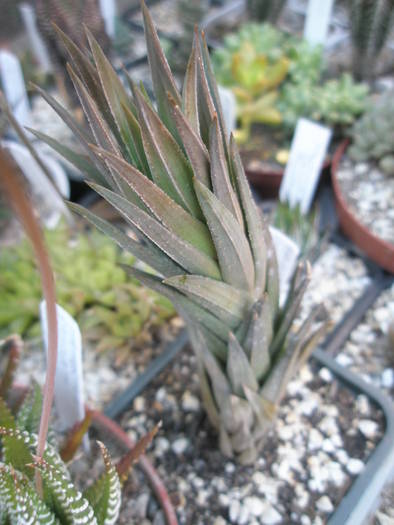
[
  {"left": 91, "top": 410, "right": 178, "bottom": 525},
  {"left": 0, "top": 148, "right": 58, "bottom": 490}
]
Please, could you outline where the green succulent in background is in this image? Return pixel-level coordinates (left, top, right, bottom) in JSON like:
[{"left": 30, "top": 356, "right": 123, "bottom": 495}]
[
  {"left": 279, "top": 73, "right": 369, "bottom": 132},
  {"left": 348, "top": 0, "right": 394, "bottom": 81},
  {"left": 32, "top": 3, "right": 328, "bottom": 464},
  {"left": 213, "top": 23, "right": 369, "bottom": 143},
  {"left": 273, "top": 202, "right": 320, "bottom": 259},
  {"left": 0, "top": 224, "right": 175, "bottom": 359},
  {"left": 229, "top": 41, "right": 289, "bottom": 143},
  {"left": 349, "top": 90, "right": 394, "bottom": 176}
]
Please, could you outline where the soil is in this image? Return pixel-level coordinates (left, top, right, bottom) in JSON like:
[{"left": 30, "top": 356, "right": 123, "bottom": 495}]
[
  {"left": 335, "top": 156, "right": 394, "bottom": 246},
  {"left": 116, "top": 344, "right": 385, "bottom": 525}
]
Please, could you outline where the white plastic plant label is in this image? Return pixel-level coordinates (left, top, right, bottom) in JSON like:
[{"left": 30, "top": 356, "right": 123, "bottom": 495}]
[
  {"left": 279, "top": 118, "right": 332, "bottom": 214},
  {"left": 0, "top": 50, "right": 31, "bottom": 130},
  {"left": 99, "top": 0, "right": 116, "bottom": 39},
  {"left": 269, "top": 226, "right": 300, "bottom": 306},
  {"left": 218, "top": 85, "right": 236, "bottom": 138},
  {"left": 40, "top": 302, "right": 87, "bottom": 443},
  {"left": 19, "top": 3, "right": 52, "bottom": 73},
  {"left": 303, "top": 0, "right": 335, "bottom": 46}
]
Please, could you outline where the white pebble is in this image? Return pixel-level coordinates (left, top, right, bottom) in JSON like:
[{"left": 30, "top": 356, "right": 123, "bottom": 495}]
[
  {"left": 171, "top": 437, "right": 189, "bottom": 455},
  {"left": 381, "top": 369, "right": 394, "bottom": 389},
  {"left": 358, "top": 419, "right": 379, "bottom": 439},
  {"left": 244, "top": 496, "right": 264, "bottom": 516},
  {"left": 336, "top": 353, "right": 353, "bottom": 367},
  {"left": 347, "top": 458, "right": 364, "bottom": 475},
  {"left": 260, "top": 504, "right": 282, "bottom": 524},
  {"left": 316, "top": 496, "right": 334, "bottom": 513},
  {"left": 319, "top": 368, "right": 333, "bottom": 382},
  {"left": 181, "top": 391, "right": 200, "bottom": 411},
  {"left": 229, "top": 500, "right": 240, "bottom": 523}
]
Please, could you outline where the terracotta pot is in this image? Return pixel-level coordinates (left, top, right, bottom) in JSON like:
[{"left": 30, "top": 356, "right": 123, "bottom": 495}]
[
  {"left": 244, "top": 163, "right": 284, "bottom": 199},
  {"left": 331, "top": 140, "right": 394, "bottom": 274},
  {"left": 245, "top": 158, "right": 331, "bottom": 200}
]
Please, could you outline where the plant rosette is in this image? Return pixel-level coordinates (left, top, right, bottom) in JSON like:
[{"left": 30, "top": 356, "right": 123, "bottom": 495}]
[
  {"left": 331, "top": 141, "right": 394, "bottom": 274},
  {"left": 5, "top": 382, "right": 178, "bottom": 525}
]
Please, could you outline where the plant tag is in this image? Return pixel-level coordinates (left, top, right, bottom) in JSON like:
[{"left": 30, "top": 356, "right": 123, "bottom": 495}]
[
  {"left": 40, "top": 302, "right": 87, "bottom": 444},
  {"left": 279, "top": 118, "right": 332, "bottom": 214},
  {"left": 303, "top": 0, "right": 335, "bottom": 46},
  {"left": 99, "top": 0, "right": 116, "bottom": 39},
  {"left": 19, "top": 3, "right": 52, "bottom": 73},
  {"left": 0, "top": 50, "right": 31, "bottom": 130},
  {"left": 218, "top": 85, "right": 236, "bottom": 138},
  {"left": 269, "top": 226, "right": 299, "bottom": 306}
]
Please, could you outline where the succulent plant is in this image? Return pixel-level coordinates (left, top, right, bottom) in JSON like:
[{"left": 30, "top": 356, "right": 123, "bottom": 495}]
[
  {"left": 34, "top": 2, "right": 328, "bottom": 464},
  {"left": 0, "top": 223, "right": 174, "bottom": 358},
  {"left": 247, "top": 0, "right": 287, "bottom": 23},
  {"left": 349, "top": 90, "right": 394, "bottom": 176},
  {"left": 0, "top": 336, "right": 157, "bottom": 524},
  {"left": 273, "top": 202, "right": 320, "bottom": 258},
  {"left": 348, "top": 0, "right": 394, "bottom": 81},
  {"left": 279, "top": 73, "right": 369, "bottom": 132}
]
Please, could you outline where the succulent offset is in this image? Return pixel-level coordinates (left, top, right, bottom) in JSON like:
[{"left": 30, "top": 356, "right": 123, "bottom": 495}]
[
  {"left": 35, "top": 2, "right": 328, "bottom": 464},
  {"left": 349, "top": 90, "right": 394, "bottom": 176},
  {"left": 0, "top": 336, "right": 156, "bottom": 523}
]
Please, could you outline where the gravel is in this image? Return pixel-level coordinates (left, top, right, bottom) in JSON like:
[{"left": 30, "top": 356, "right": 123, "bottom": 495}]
[{"left": 336, "top": 157, "right": 394, "bottom": 245}]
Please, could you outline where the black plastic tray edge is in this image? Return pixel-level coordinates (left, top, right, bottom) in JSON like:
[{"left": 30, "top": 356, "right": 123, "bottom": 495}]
[{"left": 313, "top": 348, "right": 394, "bottom": 525}]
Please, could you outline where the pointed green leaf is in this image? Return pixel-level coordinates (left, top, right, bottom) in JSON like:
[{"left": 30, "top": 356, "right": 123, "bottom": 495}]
[
  {"left": 0, "top": 404, "right": 33, "bottom": 479},
  {"left": 93, "top": 149, "right": 216, "bottom": 258},
  {"left": 244, "top": 296, "right": 272, "bottom": 380},
  {"left": 120, "top": 100, "right": 152, "bottom": 177},
  {"left": 263, "top": 226, "right": 280, "bottom": 318},
  {"left": 182, "top": 35, "right": 200, "bottom": 135},
  {"left": 226, "top": 333, "right": 258, "bottom": 396},
  {"left": 195, "top": 38, "right": 216, "bottom": 146},
  {"left": 270, "top": 262, "right": 310, "bottom": 357},
  {"left": 230, "top": 135, "right": 267, "bottom": 296},
  {"left": 84, "top": 442, "right": 121, "bottom": 525},
  {"left": 168, "top": 95, "right": 210, "bottom": 186},
  {"left": 32, "top": 456, "right": 97, "bottom": 525},
  {"left": 26, "top": 128, "right": 106, "bottom": 184},
  {"left": 67, "top": 65, "right": 122, "bottom": 190},
  {"left": 199, "top": 31, "right": 228, "bottom": 133},
  {"left": 16, "top": 382, "right": 42, "bottom": 435},
  {"left": 164, "top": 274, "right": 249, "bottom": 328},
  {"left": 67, "top": 202, "right": 184, "bottom": 277},
  {"left": 122, "top": 267, "right": 229, "bottom": 340},
  {"left": 32, "top": 84, "right": 114, "bottom": 185},
  {"left": 194, "top": 178, "right": 255, "bottom": 290},
  {"left": 187, "top": 325, "right": 231, "bottom": 410},
  {"left": 0, "top": 466, "right": 57, "bottom": 525},
  {"left": 134, "top": 87, "right": 202, "bottom": 218},
  {"left": 209, "top": 118, "right": 244, "bottom": 226},
  {"left": 90, "top": 183, "right": 221, "bottom": 279},
  {"left": 196, "top": 362, "right": 220, "bottom": 428},
  {"left": 86, "top": 28, "right": 140, "bottom": 164},
  {"left": 141, "top": 0, "right": 181, "bottom": 140}
]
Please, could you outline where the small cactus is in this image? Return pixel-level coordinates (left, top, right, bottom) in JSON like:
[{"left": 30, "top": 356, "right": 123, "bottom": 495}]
[
  {"left": 348, "top": 0, "right": 394, "bottom": 81},
  {"left": 349, "top": 90, "right": 394, "bottom": 177}
]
